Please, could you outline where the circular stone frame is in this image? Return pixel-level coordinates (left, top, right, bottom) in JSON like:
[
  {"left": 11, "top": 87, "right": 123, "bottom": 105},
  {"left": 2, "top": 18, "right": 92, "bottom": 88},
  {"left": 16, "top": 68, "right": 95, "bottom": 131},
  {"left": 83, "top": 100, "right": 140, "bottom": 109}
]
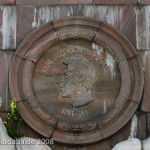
[{"left": 9, "top": 17, "right": 143, "bottom": 144}]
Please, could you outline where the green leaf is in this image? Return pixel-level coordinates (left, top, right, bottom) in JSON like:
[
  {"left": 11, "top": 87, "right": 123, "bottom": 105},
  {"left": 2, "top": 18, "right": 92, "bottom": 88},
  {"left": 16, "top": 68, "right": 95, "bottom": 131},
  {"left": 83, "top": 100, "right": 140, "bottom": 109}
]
[{"left": 3, "top": 98, "right": 24, "bottom": 138}]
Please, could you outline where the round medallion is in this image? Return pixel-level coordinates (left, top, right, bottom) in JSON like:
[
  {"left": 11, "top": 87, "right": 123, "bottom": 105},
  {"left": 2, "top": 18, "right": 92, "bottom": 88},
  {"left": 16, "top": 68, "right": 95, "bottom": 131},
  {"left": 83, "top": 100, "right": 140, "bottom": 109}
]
[
  {"left": 33, "top": 40, "right": 121, "bottom": 131},
  {"left": 9, "top": 17, "right": 143, "bottom": 144}
]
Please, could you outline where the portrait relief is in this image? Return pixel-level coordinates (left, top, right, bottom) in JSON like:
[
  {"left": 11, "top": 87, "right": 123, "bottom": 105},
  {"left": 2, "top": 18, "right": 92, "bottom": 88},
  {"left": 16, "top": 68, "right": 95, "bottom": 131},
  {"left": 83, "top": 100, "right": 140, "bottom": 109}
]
[{"left": 59, "top": 55, "right": 96, "bottom": 108}]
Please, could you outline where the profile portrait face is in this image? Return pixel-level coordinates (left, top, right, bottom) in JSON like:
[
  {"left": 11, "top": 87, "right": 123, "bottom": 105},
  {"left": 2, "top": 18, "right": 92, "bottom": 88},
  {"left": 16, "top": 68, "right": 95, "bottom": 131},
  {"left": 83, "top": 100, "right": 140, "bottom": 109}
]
[{"left": 59, "top": 55, "right": 96, "bottom": 108}]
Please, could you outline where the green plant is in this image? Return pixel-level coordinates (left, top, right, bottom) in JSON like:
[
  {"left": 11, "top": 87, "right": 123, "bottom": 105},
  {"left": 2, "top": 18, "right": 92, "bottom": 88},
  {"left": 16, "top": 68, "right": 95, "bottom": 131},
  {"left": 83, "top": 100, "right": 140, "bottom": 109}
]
[{"left": 3, "top": 99, "right": 24, "bottom": 138}]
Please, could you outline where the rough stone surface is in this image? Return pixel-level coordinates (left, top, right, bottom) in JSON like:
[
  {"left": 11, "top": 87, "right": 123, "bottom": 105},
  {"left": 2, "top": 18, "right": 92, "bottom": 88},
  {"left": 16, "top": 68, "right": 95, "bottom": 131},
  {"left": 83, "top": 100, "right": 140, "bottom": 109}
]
[
  {"left": 0, "top": 0, "right": 15, "bottom": 5},
  {"left": 0, "top": 51, "right": 14, "bottom": 112},
  {"left": 16, "top": 0, "right": 93, "bottom": 6},
  {"left": 0, "top": 8, "right": 3, "bottom": 49},
  {"left": 141, "top": 52, "right": 150, "bottom": 112},
  {"left": 138, "top": 0, "right": 150, "bottom": 4},
  {"left": 16, "top": 6, "right": 34, "bottom": 47},
  {"left": 134, "top": 6, "right": 150, "bottom": 50},
  {"left": 16, "top": 5, "right": 136, "bottom": 47},
  {"left": 15, "top": 0, "right": 139, "bottom": 5},
  {"left": 94, "top": 0, "right": 137, "bottom": 5}
]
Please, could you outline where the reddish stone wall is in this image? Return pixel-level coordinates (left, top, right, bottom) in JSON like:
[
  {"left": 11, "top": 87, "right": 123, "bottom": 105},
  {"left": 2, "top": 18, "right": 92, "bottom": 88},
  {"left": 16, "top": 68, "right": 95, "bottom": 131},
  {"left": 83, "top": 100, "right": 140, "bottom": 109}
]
[
  {"left": 0, "top": 0, "right": 138, "bottom": 5},
  {"left": 0, "top": 1, "right": 150, "bottom": 149},
  {"left": 2, "top": 0, "right": 150, "bottom": 5}
]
